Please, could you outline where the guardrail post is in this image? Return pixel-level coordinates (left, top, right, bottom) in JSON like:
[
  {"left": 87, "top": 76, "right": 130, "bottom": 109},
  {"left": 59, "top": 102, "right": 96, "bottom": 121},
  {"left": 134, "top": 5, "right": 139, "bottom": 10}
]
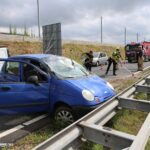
[{"left": 146, "top": 78, "right": 150, "bottom": 100}]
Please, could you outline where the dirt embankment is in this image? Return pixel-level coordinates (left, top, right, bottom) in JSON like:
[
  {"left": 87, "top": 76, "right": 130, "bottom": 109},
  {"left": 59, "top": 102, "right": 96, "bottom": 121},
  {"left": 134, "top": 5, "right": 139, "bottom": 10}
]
[{"left": 0, "top": 40, "right": 124, "bottom": 63}]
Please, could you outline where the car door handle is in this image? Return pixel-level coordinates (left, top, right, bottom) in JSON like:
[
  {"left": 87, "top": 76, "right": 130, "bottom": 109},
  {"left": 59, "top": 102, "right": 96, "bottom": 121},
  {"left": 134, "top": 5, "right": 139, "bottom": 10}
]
[{"left": 1, "top": 86, "right": 11, "bottom": 91}]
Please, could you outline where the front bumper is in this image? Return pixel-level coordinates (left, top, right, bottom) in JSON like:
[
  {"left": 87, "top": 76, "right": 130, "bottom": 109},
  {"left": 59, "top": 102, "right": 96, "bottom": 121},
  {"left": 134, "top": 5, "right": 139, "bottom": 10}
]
[{"left": 72, "top": 103, "right": 102, "bottom": 119}]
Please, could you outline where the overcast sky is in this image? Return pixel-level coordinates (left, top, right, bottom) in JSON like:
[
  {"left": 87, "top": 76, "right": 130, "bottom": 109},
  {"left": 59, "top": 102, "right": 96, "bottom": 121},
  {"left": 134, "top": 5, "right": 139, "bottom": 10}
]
[{"left": 0, "top": 0, "right": 150, "bottom": 44}]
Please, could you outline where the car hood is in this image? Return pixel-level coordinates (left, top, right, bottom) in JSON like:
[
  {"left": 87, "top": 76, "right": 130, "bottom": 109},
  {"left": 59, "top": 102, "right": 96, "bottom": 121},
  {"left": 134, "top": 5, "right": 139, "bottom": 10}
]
[{"left": 66, "top": 75, "right": 115, "bottom": 102}]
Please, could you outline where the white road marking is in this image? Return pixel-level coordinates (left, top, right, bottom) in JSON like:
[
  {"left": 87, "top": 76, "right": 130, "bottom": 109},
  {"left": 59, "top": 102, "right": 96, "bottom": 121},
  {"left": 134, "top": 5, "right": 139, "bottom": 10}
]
[
  {"left": 0, "top": 125, "right": 24, "bottom": 138},
  {"left": 0, "top": 114, "right": 48, "bottom": 138},
  {"left": 23, "top": 114, "right": 47, "bottom": 126}
]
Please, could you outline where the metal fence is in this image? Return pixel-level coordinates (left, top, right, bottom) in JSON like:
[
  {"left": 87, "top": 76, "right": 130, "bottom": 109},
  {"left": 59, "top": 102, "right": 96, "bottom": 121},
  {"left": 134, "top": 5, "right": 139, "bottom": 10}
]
[{"left": 33, "top": 74, "right": 150, "bottom": 150}]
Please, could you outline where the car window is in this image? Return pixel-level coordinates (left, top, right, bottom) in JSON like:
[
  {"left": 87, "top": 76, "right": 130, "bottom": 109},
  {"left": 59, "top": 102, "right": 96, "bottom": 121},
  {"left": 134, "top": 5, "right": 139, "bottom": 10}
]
[
  {"left": 5, "top": 61, "right": 19, "bottom": 76},
  {"left": 93, "top": 52, "right": 99, "bottom": 58},
  {"left": 101, "top": 53, "right": 106, "bottom": 57},
  {"left": 23, "top": 63, "right": 47, "bottom": 83},
  {"left": 24, "top": 59, "right": 48, "bottom": 73}
]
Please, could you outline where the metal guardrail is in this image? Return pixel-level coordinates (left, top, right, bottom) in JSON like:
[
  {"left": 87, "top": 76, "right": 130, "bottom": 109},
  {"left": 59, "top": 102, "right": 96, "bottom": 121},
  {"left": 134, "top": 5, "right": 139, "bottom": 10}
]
[{"left": 33, "top": 74, "right": 150, "bottom": 150}]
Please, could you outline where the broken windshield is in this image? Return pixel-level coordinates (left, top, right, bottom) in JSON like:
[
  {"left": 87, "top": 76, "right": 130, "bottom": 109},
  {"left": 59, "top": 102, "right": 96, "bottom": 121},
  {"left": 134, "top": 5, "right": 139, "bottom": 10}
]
[{"left": 42, "top": 56, "right": 89, "bottom": 78}]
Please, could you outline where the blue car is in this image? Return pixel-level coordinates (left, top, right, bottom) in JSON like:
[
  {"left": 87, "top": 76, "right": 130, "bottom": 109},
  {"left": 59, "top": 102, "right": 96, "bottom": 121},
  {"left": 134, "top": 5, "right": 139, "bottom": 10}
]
[{"left": 0, "top": 54, "right": 115, "bottom": 123}]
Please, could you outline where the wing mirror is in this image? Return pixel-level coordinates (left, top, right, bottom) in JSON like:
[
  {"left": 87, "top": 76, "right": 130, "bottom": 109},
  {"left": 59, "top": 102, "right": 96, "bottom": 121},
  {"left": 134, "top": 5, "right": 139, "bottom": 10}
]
[{"left": 27, "top": 76, "right": 39, "bottom": 85}]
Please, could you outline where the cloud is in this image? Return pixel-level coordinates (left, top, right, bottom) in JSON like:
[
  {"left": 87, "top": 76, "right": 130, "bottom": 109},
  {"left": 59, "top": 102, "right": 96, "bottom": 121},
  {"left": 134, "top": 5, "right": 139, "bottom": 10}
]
[{"left": 0, "top": 0, "right": 150, "bottom": 44}]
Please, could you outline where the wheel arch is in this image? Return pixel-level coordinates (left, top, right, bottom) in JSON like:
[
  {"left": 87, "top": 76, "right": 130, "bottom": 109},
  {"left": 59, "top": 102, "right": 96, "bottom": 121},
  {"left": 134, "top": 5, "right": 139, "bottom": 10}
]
[{"left": 54, "top": 101, "right": 72, "bottom": 111}]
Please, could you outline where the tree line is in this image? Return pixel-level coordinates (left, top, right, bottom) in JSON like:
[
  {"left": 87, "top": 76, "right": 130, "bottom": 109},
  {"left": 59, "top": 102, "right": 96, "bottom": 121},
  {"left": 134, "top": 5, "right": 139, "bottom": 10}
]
[{"left": 9, "top": 25, "right": 35, "bottom": 37}]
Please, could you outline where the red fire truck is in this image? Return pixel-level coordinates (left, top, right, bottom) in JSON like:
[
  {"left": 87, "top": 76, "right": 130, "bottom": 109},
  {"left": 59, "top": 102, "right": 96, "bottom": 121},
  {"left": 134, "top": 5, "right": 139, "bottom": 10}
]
[{"left": 125, "top": 41, "right": 150, "bottom": 62}]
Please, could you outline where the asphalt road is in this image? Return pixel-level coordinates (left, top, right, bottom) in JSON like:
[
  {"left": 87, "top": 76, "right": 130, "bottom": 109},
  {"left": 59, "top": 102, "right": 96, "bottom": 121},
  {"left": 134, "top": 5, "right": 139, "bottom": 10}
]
[{"left": 92, "top": 61, "right": 150, "bottom": 80}]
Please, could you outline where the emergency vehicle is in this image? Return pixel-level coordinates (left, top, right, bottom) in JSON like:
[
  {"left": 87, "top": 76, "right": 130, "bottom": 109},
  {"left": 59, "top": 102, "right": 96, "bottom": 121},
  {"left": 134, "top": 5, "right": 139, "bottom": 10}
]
[{"left": 125, "top": 41, "right": 150, "bottom": 62}]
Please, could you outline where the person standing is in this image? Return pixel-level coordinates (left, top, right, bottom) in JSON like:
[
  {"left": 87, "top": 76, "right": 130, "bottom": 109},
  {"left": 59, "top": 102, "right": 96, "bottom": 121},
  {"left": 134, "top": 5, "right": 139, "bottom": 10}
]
[
  {"left": 84, "top": 50, "right": 93, "bottom": 72},
  {"left": 115, "top": 49, "right": 123, "bottom": 70},
  {"left": 105, "top": 51, "right": 118, "bottom": 76},
  {"left": 137, "top": 46, "right": 144, "bottom": 71}
]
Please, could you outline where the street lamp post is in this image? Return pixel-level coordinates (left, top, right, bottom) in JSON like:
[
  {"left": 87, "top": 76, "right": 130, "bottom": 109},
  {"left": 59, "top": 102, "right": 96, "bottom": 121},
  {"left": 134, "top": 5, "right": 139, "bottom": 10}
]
[
  {"left": 37, "top": 0, "right": 40, "bottom": 38},
  {"left": 100, "top": 16, "right": 103, "bottom": 44}
]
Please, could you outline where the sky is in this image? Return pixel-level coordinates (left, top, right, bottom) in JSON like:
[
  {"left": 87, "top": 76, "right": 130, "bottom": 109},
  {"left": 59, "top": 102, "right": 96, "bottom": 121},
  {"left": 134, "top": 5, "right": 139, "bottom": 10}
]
[{"left": 0, "top": 0, "right": 150, "bottom": 44}]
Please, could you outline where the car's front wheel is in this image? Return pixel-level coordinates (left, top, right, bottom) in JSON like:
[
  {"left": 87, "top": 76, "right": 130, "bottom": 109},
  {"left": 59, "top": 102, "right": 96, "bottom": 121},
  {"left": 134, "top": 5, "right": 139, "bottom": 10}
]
[{"left": 55, "top": 106, "right": 75, "bottom": 124}]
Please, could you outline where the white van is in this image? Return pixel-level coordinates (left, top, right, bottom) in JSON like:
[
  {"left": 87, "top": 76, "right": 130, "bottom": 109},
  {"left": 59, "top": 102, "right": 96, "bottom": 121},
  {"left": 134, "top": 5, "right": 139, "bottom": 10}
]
[{"left": 0, "top": 47, "right": 8, "bottom": 71}]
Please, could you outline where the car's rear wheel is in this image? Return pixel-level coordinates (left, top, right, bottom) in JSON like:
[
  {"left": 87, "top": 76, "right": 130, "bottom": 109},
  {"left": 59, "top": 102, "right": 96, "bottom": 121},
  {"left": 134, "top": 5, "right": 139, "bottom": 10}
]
[{"left": 55, "top": 106, "right": 75, "bottom": 124}]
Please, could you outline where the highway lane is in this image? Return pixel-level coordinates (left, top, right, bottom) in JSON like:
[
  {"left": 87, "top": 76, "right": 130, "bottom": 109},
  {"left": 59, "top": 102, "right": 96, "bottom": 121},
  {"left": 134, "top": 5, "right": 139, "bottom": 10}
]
[{"left": 92, "top": 61, "right": 150, "bottom": 80}]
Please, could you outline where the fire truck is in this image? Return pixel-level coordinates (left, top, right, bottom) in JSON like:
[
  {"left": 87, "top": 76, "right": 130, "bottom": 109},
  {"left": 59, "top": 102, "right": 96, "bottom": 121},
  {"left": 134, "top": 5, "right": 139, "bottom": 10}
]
[{"left": 125, "top": 41, "right": 150, "bottom": 62}]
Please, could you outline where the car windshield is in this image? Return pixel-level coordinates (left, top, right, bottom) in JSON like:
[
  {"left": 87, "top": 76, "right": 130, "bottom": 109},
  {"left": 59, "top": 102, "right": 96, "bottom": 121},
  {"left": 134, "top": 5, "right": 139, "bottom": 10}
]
[
  {"left": 126, "top": 44, "right": 140, "bottom": 51},
  {"left": 42, "top": 56, "right": 89, "bottom": 78},
  {"left": 93, "top": 52, "right": 99, "bottom": 58}
]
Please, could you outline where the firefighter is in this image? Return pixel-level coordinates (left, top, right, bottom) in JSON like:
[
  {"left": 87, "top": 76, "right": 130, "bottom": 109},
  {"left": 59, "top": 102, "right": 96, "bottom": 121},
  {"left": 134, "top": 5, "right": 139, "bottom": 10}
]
[
  {"left": 105, "top": 51, "right": 117, "bottom": 76},
  {"left": 115, "top": 49, "right": 123, "bottom": 70},
  {"left": 83, "top": 50, "right": 93, "bottom": 72},
  {"left": 137, "top": 46, "right": 144, "bottom": 71}
]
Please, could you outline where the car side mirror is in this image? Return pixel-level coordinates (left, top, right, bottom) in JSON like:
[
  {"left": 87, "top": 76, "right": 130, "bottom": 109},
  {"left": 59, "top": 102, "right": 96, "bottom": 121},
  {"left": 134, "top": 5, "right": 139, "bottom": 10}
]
[{"left": 27, "top": 76, "right": 39, "bottom": 85}]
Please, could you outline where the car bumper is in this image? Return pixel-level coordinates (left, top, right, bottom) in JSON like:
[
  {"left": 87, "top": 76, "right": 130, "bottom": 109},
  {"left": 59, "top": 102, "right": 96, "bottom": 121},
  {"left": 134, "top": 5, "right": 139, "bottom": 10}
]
[{"left": 72, "top": 103, "right": 102, "bottom": 119}]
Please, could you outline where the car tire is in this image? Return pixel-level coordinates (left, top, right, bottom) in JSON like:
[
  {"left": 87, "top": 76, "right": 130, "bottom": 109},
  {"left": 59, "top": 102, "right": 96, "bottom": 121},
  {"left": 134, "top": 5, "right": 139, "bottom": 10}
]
[{"left": 55, "top": 106, "right": 75, "bottom": 124}]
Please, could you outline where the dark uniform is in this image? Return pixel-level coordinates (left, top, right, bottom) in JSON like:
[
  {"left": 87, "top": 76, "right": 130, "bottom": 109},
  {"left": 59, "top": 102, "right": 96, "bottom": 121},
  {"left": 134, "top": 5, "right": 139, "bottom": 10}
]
[
  {"left": 84, "top": 51, "right": 93, "bottom": 72},
  {"left": 137, "top": 47, "right": 144, "bottom": 71}
]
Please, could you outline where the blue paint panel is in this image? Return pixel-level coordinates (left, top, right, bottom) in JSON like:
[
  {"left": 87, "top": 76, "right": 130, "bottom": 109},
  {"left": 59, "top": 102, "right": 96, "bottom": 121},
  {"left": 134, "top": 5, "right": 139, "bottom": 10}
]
[{"left": 0, "top": 54, "right": 116, "bottom": 116}]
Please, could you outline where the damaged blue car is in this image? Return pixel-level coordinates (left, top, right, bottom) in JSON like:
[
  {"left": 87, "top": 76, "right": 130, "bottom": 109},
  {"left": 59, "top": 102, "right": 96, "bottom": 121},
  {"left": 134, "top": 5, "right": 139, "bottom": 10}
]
[{"left": 0, "top": 54, "right": 115, "bottom": 122}]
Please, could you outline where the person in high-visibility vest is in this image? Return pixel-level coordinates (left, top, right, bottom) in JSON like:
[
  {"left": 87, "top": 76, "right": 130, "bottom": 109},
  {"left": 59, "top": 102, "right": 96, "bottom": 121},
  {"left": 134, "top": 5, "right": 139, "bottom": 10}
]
[
  {"left": 115, "top": 49, "right": 123, "bottom": 70},
  {"left": 105, "top": 50, "right": 118, "bottom": 76}
]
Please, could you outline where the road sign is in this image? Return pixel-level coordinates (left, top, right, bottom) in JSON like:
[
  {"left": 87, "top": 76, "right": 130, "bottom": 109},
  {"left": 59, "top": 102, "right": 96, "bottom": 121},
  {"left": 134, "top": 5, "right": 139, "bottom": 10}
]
[{"left": 42, "top": 23, "right": 62, "bottom": 55}]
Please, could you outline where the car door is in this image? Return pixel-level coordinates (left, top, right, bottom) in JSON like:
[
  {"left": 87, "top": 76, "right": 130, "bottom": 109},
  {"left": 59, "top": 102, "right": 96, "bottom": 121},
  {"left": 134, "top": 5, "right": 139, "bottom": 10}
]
[
  {"left": 0, "top": 60, "right": 50, "bottom": 114},
  {"left": 99, "top": 53, "right": 106, "bottom": 64},
  {"left": 98, "top": 53, "right": 103, "bottom": 64}
]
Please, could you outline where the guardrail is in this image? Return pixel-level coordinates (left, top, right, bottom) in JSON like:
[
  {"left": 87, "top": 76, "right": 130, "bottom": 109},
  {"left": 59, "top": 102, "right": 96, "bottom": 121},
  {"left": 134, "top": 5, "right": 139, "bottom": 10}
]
[{"left": 33, "top": 74, "right": 150, "bottom": 150}]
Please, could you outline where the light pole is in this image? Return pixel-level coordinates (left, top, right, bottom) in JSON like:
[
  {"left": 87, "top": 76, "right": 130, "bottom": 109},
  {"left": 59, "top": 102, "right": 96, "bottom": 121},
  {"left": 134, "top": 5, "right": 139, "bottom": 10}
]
[
  {"left": 100, "top": 16, "right": 103, "bottom": 44},
  {"left": 137, "top": 32, "right": 139, "bottom": 42},
  {"left": 124, "top": 27, "right": 126, "bottom": 46},
  {"left": 37, "top": 0, "right": 40, "bottom": 38}
]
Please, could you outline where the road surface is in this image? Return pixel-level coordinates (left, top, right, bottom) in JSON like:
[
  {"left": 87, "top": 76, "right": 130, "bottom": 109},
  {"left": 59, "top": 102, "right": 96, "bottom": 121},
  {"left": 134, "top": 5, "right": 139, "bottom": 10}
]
[{"left": 92, "top": 61, "right": 150, "bottom": 80}]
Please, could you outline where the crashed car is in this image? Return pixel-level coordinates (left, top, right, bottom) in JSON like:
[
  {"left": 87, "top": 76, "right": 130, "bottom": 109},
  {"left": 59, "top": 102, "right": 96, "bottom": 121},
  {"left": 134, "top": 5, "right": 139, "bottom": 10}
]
[{"left": 0, "top": 54, "right": 115, "bottom": 123}]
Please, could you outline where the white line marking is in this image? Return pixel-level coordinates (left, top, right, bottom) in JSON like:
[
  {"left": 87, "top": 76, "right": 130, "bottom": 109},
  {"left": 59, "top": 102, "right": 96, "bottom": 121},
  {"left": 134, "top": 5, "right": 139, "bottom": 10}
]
[
  {"left": 23, "top": 114, "right": 47, "bottom": 126},
  {"left": 0, "top": 114, "right": 48, "bottom": 138},
  {"left": 0, "top": 125, "right": 24, "bottom": 138}
]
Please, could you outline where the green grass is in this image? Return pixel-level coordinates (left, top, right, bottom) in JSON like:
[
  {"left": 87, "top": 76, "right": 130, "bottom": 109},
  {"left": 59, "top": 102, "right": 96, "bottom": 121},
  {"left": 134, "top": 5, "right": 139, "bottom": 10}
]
[{"left": 4, "top": 120, "right": 68, "bottom": 150}]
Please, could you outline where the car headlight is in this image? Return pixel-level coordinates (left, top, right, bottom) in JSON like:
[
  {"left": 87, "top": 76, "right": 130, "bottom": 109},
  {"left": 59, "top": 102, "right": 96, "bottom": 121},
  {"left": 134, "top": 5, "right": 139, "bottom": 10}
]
[
  {"left": 82, "top": 90, "right": 94, "bottom": 101},
  {"left": 107, "top": 82, "right": 114, "bottom": 90}
]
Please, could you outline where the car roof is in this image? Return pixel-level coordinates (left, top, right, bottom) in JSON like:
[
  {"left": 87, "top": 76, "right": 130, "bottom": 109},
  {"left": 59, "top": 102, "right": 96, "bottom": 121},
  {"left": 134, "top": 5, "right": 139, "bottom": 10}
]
[
  {"left": 93, "top": 52, "right": 107, "bottom": 55},
  {"left": 9, "top": 54, "right": 58, "bottom": 60}
]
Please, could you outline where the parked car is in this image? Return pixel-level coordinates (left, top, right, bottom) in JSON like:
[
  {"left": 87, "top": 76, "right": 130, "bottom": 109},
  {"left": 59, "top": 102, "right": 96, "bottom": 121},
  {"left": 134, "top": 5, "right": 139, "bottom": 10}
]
[
  {"left": 92, "top": 52, "right": 108, "bottom": 66},
  {"left": 0, "top": 54, "right": 115, "bottom": 123}
]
